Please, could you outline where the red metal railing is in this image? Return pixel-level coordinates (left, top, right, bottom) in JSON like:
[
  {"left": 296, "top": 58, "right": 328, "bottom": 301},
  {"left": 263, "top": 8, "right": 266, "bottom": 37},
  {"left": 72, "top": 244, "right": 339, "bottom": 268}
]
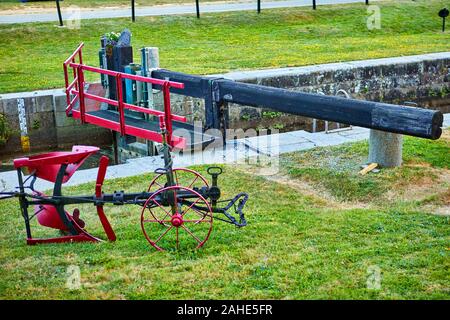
[
  {"left": 63, "top": 42, "right": 84, "bottom": 115},
  {"left": 63, "top": 43, "right": 186, "bottom": 148}
]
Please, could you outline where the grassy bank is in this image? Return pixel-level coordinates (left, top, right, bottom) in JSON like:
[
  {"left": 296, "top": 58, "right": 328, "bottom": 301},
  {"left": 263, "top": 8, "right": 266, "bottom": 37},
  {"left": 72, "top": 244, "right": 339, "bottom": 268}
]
[
  {"left": 0, "top": 131, "right": 448, "bottom": 299},
  {"left": 0, "top": 0, "right": 449, "bottom": 93},
  {"left": 281, "top": 133, "right": 450, "bottom": 203}
]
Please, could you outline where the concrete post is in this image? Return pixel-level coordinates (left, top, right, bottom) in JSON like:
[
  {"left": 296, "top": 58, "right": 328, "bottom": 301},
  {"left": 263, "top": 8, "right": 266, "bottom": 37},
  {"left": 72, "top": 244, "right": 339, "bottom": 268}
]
[
  {"left": 143, "top": 47, "right": 159, "bottom": 156},
  {"left": 368, "top": 129, "right": 403, "bottom": 167},
  {"left": 143, "top": 47, "right": 159, "bottom": 109},
  {"left": 145, "top": 47, "right": 159, "bottom": 69}
]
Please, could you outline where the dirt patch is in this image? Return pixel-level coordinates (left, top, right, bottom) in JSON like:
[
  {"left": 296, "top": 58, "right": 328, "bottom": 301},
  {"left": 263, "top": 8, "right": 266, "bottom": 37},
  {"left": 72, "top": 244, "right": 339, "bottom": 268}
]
[
  {"left": 440, "top": 129, "right": 450, "bottom": 141},
  {"left": 242, "top": 154, "right": 449, "bottom": 212},
  {"left": 432, "top": 205, "right": 450, "bottom": 216},
  {"left": 239, "top": 162, "right": 370, "bottom": 210},
  {"left": 385, "top": 168, "right": 450, "bottom": 204},
  {"left": 265, "top": 173, "right": 370, "bottom": 210},
  {"left": 421, "top": 202, "right": 450, "bottom": 216}
]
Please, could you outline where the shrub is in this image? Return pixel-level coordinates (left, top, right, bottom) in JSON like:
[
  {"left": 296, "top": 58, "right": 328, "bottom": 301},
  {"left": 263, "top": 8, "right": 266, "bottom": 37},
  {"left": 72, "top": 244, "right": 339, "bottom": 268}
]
[{"left": 0, "top": 114, "right": 11, "bottom": 146}]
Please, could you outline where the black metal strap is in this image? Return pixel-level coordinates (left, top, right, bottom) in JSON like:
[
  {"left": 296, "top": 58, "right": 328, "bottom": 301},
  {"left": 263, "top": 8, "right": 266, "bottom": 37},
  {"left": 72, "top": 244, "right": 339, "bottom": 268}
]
[
  {"left": 53, "top": 164, "right": 78, "bottom": 235},
  {"left": 218, "top": 193, "right": 248, "bottom": 227},
  {"left": 0, "top": 192, "right": 17, "bottom": 200},
  {"left": 186, "top": 192, "right": 249, "bottom": 227}
]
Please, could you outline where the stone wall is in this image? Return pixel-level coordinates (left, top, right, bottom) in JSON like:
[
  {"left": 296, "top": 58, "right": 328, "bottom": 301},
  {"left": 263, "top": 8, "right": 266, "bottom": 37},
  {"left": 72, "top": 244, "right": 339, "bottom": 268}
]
[{"left": 0, "top": 89, "right": 111, "bottom": 155}]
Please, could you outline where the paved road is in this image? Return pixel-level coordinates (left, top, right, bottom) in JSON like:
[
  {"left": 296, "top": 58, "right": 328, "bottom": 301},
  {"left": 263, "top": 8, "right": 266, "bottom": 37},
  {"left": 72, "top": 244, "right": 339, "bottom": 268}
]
[{"left": 0, "top": 0, "right": 369, "bottom": 24}]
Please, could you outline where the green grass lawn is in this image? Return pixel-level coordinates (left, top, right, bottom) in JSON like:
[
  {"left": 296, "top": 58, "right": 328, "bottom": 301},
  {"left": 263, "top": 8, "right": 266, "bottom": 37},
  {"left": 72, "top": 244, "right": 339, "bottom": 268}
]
[
  {"left": 0, "top": 0, "right": 449, "bottom": 93},
  {"left": 0, "top": 131, "right": 448, "bottom": 299}
]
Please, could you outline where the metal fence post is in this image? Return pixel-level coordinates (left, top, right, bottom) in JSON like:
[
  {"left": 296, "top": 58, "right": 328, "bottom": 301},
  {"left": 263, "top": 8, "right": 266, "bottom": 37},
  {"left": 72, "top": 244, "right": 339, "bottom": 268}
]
[
  {"left": 56, "top": 0, "right": 63, "bottom": 26},
  {"left": 196, "top": 0, "right": 200, "bottom": 18}
]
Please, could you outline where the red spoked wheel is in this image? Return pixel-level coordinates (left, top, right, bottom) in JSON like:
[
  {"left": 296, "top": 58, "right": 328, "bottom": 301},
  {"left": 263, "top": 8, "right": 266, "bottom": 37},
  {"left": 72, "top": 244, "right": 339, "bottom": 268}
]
[
  {"left": 141, "top": 185, "right": 213, "bottom": 251},
  {"left": 148, "top": 168, "right": 209, "bottom": 192}
]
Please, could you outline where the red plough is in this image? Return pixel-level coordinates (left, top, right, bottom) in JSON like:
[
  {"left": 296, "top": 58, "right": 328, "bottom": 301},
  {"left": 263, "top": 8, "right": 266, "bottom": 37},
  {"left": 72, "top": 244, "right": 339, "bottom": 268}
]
[
  {"left": 1, "top": 44, "right": 248, "bottom": 251},
  {"left": 12, "top": 146, "right": 116, "bottom": 244}
]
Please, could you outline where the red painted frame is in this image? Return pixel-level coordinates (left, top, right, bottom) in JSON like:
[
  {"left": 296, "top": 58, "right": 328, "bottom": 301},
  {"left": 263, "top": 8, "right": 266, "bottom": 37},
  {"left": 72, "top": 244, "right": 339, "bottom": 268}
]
[{"left": 63, "top": 43, "right": 187, "bottom": 148}]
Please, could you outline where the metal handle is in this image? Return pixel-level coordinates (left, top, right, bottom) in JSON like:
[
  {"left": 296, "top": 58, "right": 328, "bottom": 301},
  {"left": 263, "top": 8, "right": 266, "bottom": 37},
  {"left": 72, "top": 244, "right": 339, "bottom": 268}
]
[
  {"left": 207, "top": 166, "right": 223, "bottom": 176},
  {"left": 154, "top": 168, "right": 168, "bottom": 175}
]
